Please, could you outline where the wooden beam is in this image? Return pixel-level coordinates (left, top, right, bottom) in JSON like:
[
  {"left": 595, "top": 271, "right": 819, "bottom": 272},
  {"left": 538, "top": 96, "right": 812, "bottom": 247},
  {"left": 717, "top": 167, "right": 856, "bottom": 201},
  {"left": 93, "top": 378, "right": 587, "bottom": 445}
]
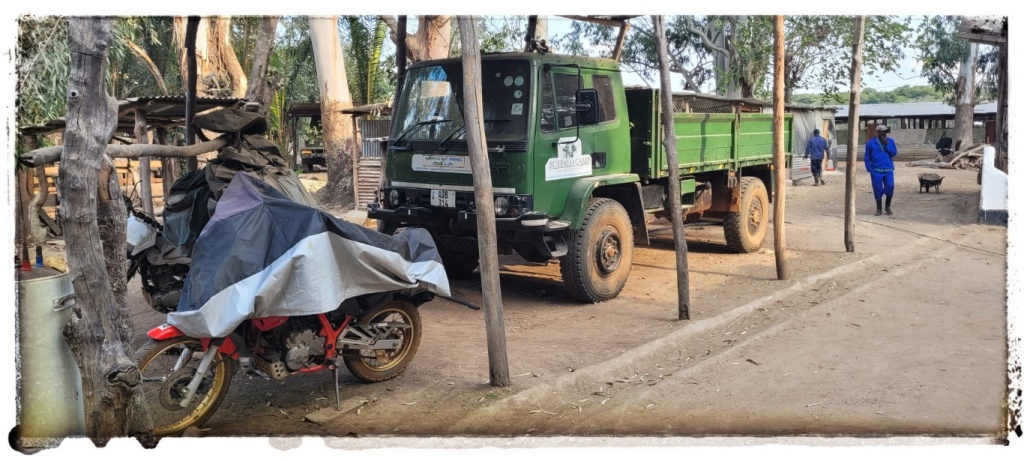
[
  {"left": 612, "top": 21, "right": 630, "bottom": 62},
  {"left": 560, "top": 15, "right": 626, "bottom": 28},
  {"left": 457, "top": 16, "right": 510, "bottom": 387},
  {"left": 652, "top": 15, "right": 691, "bottom": 320}
]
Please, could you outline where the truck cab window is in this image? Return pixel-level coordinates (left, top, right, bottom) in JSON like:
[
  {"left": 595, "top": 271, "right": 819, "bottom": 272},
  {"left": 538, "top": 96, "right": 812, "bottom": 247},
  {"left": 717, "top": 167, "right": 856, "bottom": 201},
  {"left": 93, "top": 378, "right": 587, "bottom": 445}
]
[
  {"left": 540, "top": 69, "right": 580, "bottom": 133},
  {"left": 593, "top": 75, "right": 616, "bottom": 123}
]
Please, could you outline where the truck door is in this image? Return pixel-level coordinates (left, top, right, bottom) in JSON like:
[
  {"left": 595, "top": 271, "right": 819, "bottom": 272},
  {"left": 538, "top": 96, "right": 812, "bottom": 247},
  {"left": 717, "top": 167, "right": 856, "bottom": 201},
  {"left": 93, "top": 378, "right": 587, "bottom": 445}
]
[{"left": 533, "top": 67, "right": 593, "bottom": 217}]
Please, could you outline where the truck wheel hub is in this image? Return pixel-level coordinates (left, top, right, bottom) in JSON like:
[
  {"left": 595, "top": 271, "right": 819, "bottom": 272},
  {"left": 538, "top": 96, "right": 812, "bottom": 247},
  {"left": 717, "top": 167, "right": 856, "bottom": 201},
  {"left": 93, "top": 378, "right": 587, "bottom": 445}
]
[
  {"left": 597, "top": 228, "right": 622, "bottom": 275},
  {"left": 747, "top": 198, "right": 763, "bottom": 234}
]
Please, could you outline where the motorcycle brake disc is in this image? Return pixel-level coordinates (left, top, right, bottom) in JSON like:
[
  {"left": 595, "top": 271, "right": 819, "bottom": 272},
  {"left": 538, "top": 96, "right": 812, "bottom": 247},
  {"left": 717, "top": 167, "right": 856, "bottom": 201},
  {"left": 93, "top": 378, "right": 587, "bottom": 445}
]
[{"left": 159, "top": 366, "right": 202, "bottom": 411}]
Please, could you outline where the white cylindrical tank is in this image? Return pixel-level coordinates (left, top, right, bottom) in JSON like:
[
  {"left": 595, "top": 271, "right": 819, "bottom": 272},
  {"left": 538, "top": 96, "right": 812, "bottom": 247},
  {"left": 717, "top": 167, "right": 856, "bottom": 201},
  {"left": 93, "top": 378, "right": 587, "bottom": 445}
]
[{"left": 16, "top": 266, "right": 85, "bottom": 448}]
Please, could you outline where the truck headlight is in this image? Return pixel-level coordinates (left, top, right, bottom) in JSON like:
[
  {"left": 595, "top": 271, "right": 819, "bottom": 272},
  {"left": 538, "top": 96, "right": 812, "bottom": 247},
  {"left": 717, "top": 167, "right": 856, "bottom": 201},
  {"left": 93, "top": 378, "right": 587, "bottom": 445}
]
[
  {"left": 389, "top": 189, "right": 402, "bottom": 208},
  {"left": 494, "top": 196, "right": 510, "bottom": 216}
]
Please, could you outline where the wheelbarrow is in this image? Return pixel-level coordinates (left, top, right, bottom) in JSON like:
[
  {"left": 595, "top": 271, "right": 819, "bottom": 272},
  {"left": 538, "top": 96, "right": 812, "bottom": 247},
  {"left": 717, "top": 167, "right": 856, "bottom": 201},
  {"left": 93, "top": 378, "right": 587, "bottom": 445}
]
[{"left": 918, "top": 173, "right": 945, "bottom": 194}]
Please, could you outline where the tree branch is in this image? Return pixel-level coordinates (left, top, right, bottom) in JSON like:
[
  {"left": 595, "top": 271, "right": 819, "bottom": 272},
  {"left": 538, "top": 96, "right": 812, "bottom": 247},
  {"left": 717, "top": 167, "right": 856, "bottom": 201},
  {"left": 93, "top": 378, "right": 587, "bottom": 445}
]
[
  {"left": 681, "top": 17, "right": 729, "bottom": 55},
  {"left": 124, "top": 39, "right": 169, "bottom": 96}
]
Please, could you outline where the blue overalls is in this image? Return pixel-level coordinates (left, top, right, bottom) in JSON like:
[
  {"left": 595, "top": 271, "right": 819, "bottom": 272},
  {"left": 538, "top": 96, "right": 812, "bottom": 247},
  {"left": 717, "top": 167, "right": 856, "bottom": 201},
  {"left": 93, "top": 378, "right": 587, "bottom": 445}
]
[{"left": 864, "top": 136, "right": 897, "bottom": 200}]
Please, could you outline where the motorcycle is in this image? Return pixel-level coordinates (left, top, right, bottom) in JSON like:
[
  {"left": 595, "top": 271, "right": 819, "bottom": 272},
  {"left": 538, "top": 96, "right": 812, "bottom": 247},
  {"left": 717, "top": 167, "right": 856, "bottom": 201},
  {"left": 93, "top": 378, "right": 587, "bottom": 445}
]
[
  {"left": 124, "top": 108, "right": 449, "bottom": 436},
  {"left": 126, "top": 197, "right": 436, "bottom": 436}
]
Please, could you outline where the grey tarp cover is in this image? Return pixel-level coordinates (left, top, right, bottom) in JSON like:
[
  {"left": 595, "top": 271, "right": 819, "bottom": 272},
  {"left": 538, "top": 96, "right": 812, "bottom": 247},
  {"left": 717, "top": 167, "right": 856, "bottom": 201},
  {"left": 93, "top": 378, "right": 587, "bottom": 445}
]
[{"left": 167, "top": 173, "right": 450, "bottom": 338}]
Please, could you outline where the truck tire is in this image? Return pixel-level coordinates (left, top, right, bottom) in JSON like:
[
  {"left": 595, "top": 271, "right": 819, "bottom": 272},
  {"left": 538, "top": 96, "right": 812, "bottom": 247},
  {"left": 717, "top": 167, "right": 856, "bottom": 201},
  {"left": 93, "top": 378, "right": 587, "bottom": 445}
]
[
  {"left": 560, "top": 198, "right": 633, "bottom": 303},
  {"left": 435, "top": 235, "right": 479, "bottom": 279},
  {"left": 723, "top": 176, "right": 769, "bottom": 253}
]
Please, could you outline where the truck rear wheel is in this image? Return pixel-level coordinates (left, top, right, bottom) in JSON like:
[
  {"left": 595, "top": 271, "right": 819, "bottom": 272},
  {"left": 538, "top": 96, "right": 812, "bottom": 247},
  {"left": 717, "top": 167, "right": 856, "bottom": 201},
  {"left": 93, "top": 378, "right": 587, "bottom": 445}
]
[
  {"left": 560, "top": 198, "right": 633, "bottom": 303},
  {"left": 723, "top": 176, "right": 769, "bottom": 253}
]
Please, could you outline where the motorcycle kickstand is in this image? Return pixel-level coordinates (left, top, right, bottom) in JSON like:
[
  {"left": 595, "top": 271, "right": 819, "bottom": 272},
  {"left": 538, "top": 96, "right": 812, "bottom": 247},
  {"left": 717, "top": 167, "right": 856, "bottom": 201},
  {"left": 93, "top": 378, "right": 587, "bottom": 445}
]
[{"left": 331, "top": 358, "right": 344, "bottom": 411}]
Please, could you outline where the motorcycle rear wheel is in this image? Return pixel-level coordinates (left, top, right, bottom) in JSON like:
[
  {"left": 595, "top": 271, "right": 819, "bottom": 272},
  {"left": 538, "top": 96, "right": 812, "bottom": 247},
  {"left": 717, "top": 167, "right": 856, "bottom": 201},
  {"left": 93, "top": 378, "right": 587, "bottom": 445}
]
[
  {"left": 136, "top": 337, "right": 234, "bottom": 436},
  {"left": 343, "top": 298, "right": 422, "bottom": 383}
]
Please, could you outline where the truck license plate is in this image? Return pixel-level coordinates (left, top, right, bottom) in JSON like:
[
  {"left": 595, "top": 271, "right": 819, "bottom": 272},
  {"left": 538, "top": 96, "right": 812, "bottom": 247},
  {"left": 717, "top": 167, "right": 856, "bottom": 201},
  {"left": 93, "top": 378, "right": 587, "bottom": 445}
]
[{"left": 430, "top": 190, "right": 456, "bottom": 208}]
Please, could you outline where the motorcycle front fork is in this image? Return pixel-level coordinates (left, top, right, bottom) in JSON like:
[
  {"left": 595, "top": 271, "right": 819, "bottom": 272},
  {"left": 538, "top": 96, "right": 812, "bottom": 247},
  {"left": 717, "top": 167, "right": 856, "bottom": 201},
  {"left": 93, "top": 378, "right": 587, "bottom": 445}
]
[{"left": 178, "top": 339, "right": 224, "bottom": 408}]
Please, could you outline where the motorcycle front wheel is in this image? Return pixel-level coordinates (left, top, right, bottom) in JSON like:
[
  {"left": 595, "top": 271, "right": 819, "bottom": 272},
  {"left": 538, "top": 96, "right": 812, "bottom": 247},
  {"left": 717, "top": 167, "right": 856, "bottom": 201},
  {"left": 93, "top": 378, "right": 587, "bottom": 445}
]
[
  {"left": 343, "top": 298, "right": 422, "bottom": 383},
  {"left": 136, "top": 337, "right": 235, "bottom": 436}
]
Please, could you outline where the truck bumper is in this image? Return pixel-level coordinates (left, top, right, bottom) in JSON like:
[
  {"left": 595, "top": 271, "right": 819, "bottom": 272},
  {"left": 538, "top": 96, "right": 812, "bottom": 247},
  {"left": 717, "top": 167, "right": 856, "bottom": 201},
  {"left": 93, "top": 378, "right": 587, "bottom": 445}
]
[{"left": 368, "top": 203, "right": 553, "bottom": 232}]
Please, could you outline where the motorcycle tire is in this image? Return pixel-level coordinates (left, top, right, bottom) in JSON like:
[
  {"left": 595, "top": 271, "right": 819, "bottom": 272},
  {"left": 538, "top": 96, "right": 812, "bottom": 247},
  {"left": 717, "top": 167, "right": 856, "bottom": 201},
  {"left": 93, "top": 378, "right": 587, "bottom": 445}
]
[
  {"left": 342, "top": 298, "right": 422, "bottom": 383},
  {"left": 136, "top": 337, "right": 235, "bottom": 436}
]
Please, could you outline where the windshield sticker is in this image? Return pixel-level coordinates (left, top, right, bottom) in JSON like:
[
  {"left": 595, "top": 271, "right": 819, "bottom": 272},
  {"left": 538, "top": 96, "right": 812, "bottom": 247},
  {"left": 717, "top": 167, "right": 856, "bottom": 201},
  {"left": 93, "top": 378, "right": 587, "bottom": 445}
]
[
  {"left": 514, "top": 76, "right": 524, "bottom": 86},
  {"left": 511, "top": 103, "right": 524, "bottom": 116},
  {"left": 563, "top": 116, "right": 574, "bottom": 127},
  {"left": 514, "top": 90, "right": 523, "bottom": 99},
  {"left": 412, "top": 154, "right": 472, "bottom": 174},
  {"left": 504, "top": 76, "right": 514, "bottom": 86}
]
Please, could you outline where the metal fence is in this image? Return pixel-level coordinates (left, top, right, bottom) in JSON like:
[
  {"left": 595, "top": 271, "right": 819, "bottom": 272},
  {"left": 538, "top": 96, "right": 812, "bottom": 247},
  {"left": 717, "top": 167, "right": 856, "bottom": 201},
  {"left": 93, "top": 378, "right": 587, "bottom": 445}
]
[{"left": 358, "top": 118, "right": 391, "bottom": 159}]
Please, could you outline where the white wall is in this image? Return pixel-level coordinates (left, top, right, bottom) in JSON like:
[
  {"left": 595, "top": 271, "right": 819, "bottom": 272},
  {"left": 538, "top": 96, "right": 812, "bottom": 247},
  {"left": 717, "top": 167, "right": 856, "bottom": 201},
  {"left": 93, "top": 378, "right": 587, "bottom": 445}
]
[{"left": 980, "top": 145, "right": 1007, "bottom": 211}]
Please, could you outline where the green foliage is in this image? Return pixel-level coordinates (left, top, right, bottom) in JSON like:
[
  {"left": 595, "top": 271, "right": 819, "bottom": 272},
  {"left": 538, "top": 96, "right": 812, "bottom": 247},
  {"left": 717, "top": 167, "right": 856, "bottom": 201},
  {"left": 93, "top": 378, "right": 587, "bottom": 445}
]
[
  {"left": 915, "top": 15, "right": 997, "bottom": 105},
  {"left": 791, "top": 84, "right": 947, "bottom": 105},
  {"left": 16, "top": 15, "right": 69, "bottom": 127},
  {"left": 341, "top": 16, "right": 395, "bottom": 106},
  {"left": 450, "top": 16, "right": 528, "bottom": 55},
  {"left": 110, "top": 17, "right": 179, "bottom": 99},
  {"left": 553, "top": 15, "right": 912, "bottom": 101}
]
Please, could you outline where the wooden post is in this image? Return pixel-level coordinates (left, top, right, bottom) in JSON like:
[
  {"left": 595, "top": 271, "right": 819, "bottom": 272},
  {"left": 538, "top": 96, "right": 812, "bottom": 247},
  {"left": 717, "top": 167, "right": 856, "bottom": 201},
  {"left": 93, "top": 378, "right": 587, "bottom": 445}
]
[
  {"left": 771, "top": 15, "right": 788, "bottom": 280},
  {"left": 652, "top": 16, "right": 691, "bottom": 320},
  {"left": 155, "top": 127, "right": 177, "bottom": 199},
  {"left": 381, "top": 16, "right": 408, "bottom": 193},
  {"left": 844, "top": 16, "right": 866, "bottom": 253},
  {"left": 134, "top": 109, "right": 154, "bottom": 215},
  {"left": 457, "top": 16, "right": 510, "bottom": 387},
  {"left": 185, "top": 16, "right": 200, "bottom": 172}
]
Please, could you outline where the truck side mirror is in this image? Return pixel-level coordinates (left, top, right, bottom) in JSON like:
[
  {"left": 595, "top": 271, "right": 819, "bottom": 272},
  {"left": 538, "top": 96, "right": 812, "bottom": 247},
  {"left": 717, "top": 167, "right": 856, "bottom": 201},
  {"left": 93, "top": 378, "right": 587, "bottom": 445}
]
[{"left": 576, "top": 89, "right": 599, "bottom": 126}]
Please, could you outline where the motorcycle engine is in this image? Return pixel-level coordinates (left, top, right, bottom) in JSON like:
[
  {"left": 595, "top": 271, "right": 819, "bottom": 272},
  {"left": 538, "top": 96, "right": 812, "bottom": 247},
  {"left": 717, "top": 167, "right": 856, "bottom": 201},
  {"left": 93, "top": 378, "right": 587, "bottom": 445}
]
[{"left": 260, "top": 317, "right": 327, "bottom": 372}]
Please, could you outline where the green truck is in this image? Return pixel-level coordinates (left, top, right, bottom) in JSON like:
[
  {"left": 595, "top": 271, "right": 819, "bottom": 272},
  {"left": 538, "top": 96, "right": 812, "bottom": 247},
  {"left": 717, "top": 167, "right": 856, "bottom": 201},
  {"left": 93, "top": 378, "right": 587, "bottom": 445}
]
[{"left": 368, "top": 52, "right": 791, "bottom": 303}]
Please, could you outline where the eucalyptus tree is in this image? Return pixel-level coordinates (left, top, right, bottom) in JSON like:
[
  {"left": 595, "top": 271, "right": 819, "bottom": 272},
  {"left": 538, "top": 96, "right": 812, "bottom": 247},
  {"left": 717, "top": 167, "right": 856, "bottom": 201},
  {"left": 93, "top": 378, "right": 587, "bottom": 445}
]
[
  {"left": 916, "top": 15, "right": 996, "bottom": 148},
  {"left": 379, "top": 15, "right": 453, "bottom": 62},
  {"left": 310, "top": 16, "right": 356, "bottom": 208}
]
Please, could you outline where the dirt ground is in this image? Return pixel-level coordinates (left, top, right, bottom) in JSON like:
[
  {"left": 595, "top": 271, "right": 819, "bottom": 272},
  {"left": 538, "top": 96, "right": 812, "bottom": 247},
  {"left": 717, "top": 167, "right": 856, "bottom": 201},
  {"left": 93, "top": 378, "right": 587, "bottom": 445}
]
[{"left": 34, "top": 163, "right": 1011, "bottom": 445}]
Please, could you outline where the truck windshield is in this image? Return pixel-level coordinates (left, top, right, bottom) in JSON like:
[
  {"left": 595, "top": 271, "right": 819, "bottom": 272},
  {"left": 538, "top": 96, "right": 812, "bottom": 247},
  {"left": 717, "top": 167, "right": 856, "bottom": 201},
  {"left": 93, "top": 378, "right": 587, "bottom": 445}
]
[{"left": 390, "top": 59, "right": 531, "bottom": 146}]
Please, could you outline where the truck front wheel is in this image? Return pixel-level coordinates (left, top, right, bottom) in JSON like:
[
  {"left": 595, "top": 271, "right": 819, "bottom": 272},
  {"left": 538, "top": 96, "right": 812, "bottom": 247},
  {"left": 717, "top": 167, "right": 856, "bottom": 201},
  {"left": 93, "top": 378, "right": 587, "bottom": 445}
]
[
  {"left": 560, "top": 198, "right": 633, "bottom": 303},
  {"left": 723, "top": 176, "right": 769, "bottom": 253}
]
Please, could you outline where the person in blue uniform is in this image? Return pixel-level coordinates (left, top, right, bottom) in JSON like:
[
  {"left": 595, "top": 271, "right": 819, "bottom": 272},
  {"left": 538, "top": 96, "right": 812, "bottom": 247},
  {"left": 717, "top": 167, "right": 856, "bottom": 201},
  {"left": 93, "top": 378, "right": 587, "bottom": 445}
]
[
  {"left": 803, "top": 128, "right": 830, "bottom": 186},
  {"left": 864, "top": 124, "right": 898, "bottom": 216}
]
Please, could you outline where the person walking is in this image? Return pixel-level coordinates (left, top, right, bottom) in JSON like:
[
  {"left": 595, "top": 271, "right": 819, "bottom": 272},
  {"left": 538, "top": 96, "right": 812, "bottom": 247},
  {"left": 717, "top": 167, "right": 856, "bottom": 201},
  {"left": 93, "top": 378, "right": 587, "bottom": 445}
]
[
  {"left": 804, "top": 128, "right": 830, "bottom": 186},
  {"left": 864, "top": 124, "right": 898, "bottom": 216}
]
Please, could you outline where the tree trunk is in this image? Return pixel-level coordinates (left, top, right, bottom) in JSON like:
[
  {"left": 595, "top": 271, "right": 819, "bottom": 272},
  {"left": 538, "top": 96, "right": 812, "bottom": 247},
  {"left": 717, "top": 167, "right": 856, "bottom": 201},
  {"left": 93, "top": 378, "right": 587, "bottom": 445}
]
[
  {"left": 953, "top": 42, "right": 978, "bottom": 150},
  {"left": 457, "top": 16, "right": 510, "bottom": 387},
  {"left": 381, "top": 15, "right": 452, "bottom": 62},
  {"left": 653, "top": 15, "right": 692, "bottom": 320},
  {"left": 309, "top": 16, "right": 356, "bottom": 209},
  {"left": 844, "top": 16, "right": 867, "bottom": 253},
  {"left": 244, "top": 17, "right": 280, "bottom": 117},
  {"left": 60, "top": 17, "right": 153, "bottom": 447},
  {"left": 771, "top": 15, "right": 788, "bottom": 280},
  {"left": 173, "top": 16, "right": 247, "bottom": 98}
]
